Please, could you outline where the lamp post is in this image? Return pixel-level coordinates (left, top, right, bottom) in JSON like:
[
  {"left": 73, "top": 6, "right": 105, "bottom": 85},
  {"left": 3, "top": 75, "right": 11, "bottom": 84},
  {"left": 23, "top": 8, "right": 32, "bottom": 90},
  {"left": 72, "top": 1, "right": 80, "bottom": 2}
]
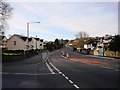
[
  {"left": 27, "top": 22, "right": 40, "bottom": 38},
  {"left": 26, "top": 22, "right": 40, "bottom": 50}
]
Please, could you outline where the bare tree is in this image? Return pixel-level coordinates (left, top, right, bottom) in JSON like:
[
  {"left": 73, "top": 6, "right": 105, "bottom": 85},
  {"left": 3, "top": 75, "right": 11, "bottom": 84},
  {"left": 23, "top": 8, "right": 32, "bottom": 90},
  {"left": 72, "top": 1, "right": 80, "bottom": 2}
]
[
  {"left": 0, "top": 0, "right": 12, "bottom": 35},
  {"left": 75, "top": 31, "right": 89, "bottom": 39},
  {"left": 74, "top": 31, "right": 89, "bottom": 48}
]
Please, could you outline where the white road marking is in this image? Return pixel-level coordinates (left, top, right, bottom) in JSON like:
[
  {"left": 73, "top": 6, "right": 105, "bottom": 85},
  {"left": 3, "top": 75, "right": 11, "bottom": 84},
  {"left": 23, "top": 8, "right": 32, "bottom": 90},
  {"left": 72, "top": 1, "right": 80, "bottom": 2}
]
[
  {"left": 69, "top": 80, "right": 73, "bottom": 84},
  {"left": 62, "top": 74, "right": 65, "bottom": 77},
  {"left": 2, "top": 72, "right": 57, "bottom": 75},
  {"left": 46, "top": 63, "right": 55, "bottom": 74},
  {"left": 65, "top": 76, "right": 69, "bottom": 80},
  {"left": 104, "top": 67, "right": 113, "bottom": 69},
  {"left": 58, "top": 72, "right": 62, "bottom": 74},
  {"left": 116, "top": 65, "right": 119, "bottom": 67},
  {"left": 2, "top": 72, "right": 9, "bottom": 74},
  {"left": 73, "top": 84, "right": 80, "bottom": 89},
  {"left": 87, "top": 55, "right": 115, "bottom": 60},
  {"left": 101, "top": 66, "right": 119, "bottom": 71},
  {"left": 114, "top": 69, "right": 119, "bottom": 71},
  {"left": 47, "top": 58, "right": 80, "bottom": 89},
  {"left": 49, "top": 62, "right": 60, "bottom": 72}
]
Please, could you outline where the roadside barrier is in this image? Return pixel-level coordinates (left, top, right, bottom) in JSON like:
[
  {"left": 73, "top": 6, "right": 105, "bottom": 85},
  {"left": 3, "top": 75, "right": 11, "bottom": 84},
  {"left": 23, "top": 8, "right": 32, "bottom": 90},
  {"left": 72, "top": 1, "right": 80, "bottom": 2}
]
[{"left": 61, "top": 50, "right": 71, "bottom": 58}]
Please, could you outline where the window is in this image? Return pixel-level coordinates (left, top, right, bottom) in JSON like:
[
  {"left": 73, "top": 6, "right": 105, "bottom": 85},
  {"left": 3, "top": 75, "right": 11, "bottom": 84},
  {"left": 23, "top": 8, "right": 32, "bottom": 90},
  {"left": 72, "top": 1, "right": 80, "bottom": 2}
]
[
  {"left": 13, "top": 41, "right": 16, "bottom": 45},
  {"left": 40, "top": 39, "right": 43, "bottom": 42},
  {"left": 40, "top": 44, "right": 42, "bottom": 46}
]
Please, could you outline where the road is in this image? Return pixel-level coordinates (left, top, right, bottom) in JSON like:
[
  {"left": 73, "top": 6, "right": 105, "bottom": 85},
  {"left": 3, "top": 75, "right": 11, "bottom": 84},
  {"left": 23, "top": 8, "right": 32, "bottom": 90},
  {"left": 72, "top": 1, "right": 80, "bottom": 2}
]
[{"left": 2, "top": 47, "right": 119, "bottom": 88}]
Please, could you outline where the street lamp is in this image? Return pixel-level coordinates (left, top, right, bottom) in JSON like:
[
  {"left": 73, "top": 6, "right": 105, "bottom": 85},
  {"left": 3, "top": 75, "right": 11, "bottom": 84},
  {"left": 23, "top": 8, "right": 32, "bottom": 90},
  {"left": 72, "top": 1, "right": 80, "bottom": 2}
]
[
  {"left": 27, "top": 22, "right": 40, "bottom": 38},
  {"left": 26, "top": 22, "right": 40, "bottom": 50}
]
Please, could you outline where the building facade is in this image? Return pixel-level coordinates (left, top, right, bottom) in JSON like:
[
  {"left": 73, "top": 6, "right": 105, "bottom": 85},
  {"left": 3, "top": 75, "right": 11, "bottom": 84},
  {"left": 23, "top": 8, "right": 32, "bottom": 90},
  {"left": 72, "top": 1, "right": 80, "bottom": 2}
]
[
  {"left": 0, "top": 36, "right": 7, "bottom": 49},
  {"left": 7, "top": 34, "right": 28, "bottom": 50},
  {"left": 6, "top": 34, "right": 44, "bottom": 50}
]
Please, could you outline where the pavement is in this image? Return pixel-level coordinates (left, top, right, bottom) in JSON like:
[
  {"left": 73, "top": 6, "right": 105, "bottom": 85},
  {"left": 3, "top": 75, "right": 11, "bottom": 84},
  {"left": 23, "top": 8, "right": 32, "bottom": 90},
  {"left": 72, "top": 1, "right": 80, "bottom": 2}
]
[{"left": 2, "top": 52, "right": 48, "bottom": 66}]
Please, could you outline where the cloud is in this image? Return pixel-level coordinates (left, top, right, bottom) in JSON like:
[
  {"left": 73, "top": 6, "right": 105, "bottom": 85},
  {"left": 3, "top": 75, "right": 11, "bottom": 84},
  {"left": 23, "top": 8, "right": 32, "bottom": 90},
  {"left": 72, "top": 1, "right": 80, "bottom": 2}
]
[
  {"left": 6, "top": 0, "right": 119, "bottom": 2},
  {"left": 8, "top": 14, "right": 62, "bottom": 37},
  {"left": 46, "top": 11, "right": 117, "bottom": 36},
  {"left": 7, "top": 2, "right": 118, "bottom": 40}
]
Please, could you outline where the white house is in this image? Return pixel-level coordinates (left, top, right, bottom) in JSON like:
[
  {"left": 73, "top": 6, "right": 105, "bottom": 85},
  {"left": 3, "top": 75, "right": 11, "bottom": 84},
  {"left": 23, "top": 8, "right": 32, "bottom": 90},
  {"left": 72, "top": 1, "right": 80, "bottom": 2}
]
[
  {"left": 0, "top": 36, "right": 7, "bottom": 48},
  {"left": 40, "top": 39, "right": 44, "bottom": 49},
  {"left": 29, "top": 38, "right": 44, "bottom": 50},
  {"left": 7, "top": 34, "right": 44, "bottom": 50},
  {"left": 84, "top": 44, "right": 94, "bottom": 50},
  {"left": 7, "top": 34, "right": 28, "bottom": 50},
  {"left": 28, "top": 38, "right": 34, "bottom": 50},
  {"left": 35, "top": 38, "right": 40, "bottom": 50},
  {"left": 28, "top": 37, "right": 37, "bottom": 50},
  {"left": 30, "top": 37, "right": 44, "bottom": 50}
]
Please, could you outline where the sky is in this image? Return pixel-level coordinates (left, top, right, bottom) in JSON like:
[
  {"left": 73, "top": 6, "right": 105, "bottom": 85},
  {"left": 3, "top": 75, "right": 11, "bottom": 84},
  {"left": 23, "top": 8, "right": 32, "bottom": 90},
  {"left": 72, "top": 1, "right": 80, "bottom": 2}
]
[{"left": 5, "top": 0, "right": 118, "bottom": 41}]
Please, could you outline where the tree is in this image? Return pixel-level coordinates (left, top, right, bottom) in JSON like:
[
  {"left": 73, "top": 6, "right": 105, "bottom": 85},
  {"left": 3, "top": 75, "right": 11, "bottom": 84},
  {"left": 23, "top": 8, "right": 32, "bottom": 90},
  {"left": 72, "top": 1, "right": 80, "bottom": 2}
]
[
  {"left": 74, "top": 31, "right": 89, "bottom": 48},
  {"left": 75, "top": 31, "right": 89, "bottom": 39},
  {"left": 85, "top": 38, "right": 97, "bottom": 47},
  {"left": 0, "top": 0, "right": 13, "bottom": 35},
  {"left": 109, "top": 35, "right": 120, "bottom": 56},
  {"left": 54, "top": 38, "right": 60, "bottom": 49},
  {"left": 46, "top": 42, "right": 54, "bottom": 51},
  {"left": 64, "top": 39, "right": 69, "bottom": 44}
]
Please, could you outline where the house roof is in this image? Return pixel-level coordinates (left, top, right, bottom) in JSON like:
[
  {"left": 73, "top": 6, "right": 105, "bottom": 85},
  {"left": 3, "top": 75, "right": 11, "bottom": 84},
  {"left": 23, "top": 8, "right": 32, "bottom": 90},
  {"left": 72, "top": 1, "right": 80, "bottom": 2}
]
[
  {"left": 0, "top": 36, "right": 6, "bottom": 40},
  {"left": 20, "top": 37, "right": 27, "bottom": 41},
  {"left": 15, "top": 35, "right": 28, "bottom": 41},
  {"left": 34, "top": 38, "right": 39, "bottom": 41},
  {"left": 8, "top": 34, "right": 28, "bottom": 41},
  {"left": 40, "top": 39, "right": 43, "bottom": 42},
  {"left": 28, "top": 38, "right": 32, "bottom": 41}
]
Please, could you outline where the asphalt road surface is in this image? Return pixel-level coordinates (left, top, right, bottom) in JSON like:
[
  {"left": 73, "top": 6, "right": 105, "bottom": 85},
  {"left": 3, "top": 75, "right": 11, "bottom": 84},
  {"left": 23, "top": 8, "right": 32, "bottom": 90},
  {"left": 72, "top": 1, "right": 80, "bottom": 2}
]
[{"left": 2, "top": 47, "right": 119, "bottom": 88}]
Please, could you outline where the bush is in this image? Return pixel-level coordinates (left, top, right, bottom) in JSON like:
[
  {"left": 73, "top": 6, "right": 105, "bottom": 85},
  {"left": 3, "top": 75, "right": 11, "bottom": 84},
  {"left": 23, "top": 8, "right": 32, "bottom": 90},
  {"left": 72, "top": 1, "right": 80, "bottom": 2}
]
[
  {"left": 2, "top": 49, "right": 40, "bottom": 63},
  {"left": 73, "top": 47, "right": 77, "bottom": 51}
]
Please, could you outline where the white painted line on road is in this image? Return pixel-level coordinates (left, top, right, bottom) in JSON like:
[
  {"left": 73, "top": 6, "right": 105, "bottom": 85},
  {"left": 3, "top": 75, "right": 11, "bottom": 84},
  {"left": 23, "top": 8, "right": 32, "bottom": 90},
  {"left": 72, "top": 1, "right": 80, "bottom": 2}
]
[
  {"left": 69, "top": 80, "right": 73, "bottom": 84},
  {"left": 116, "top": 65, "right": 119, "bottom": 67},
  {"left": 49, "top": 62, "right": 60, "bottom": 72},
  {"left": 62, "top": 74, "right": 65, "bottom": 77},
  {"left": 3, "top": 72, "right": 32, "bottom": 75},
  {"left": 73, "top": 84, "right": 80, "bottom": 89},
  {"left": 87, "top": 55, "right": 115, "bottom": 60},
  {"left": 101, "top": 66, "right": 119, "bottom": 71},
  {"left": 46, "top": 62, "right": 55, "bottom": 74},
  {"left": 103, "top": 66, "right": 113, "bottom": 69},
  {"left": 2, "top": 72, "right": 58, "bottom": 75},
  {"left": 2, "top": 72, "right": 9, "bottom": 74},
  {"left": 47, "top": 58, "right": 80, "bottom": 89},
  {"left": 65, "top": 76, "right": 69, "bottom": 80},
  {"left": 114, "top": 69, "right": 119, "bottom": 71},
  {"left": 58, "top": 72, "right": 62, "bottom": 74}
]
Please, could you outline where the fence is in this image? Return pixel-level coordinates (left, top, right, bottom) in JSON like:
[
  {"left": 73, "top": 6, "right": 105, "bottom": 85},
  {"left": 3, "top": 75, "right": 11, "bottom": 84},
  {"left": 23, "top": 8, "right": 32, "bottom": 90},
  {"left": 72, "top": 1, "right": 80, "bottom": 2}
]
[{"left": 104, "top": 51, "right": 120, "bottom": 58}]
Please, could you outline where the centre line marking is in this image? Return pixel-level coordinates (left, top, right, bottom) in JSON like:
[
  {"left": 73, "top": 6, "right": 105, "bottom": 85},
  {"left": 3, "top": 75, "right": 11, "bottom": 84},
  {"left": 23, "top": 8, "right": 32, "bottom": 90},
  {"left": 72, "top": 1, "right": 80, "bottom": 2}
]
[
  {"left": 58, "top": 72, "right": 62, "bottom": 74},
  {"left": 46, "top": 62, "right": 55, "bottom": 74},
  {"left": 73, "top": 84, "right": 79, "bottom": 89},
  {"left": 49, "top": 62, "right": 60, "bottom": 72},
  {"left": 47, "top": 58, "right": 80, "bottom": 89},
  {"left": 69, "top": 80, "right": 74, "bottom": 84},
  {"left": 65, "top": 76, "right": 69, "bottom": 80},
  {"left": 62, "top": 74, "right": 65, "bottom": 77}
]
